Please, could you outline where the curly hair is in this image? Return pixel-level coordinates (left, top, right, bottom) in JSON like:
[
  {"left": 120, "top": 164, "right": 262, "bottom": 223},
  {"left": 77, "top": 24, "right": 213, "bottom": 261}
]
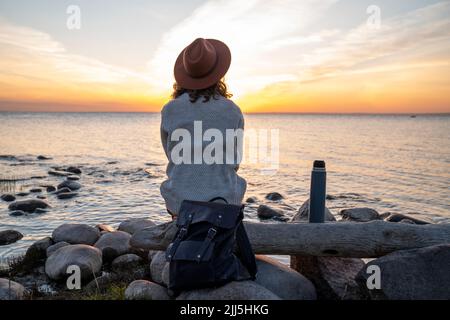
[{"left": 171, "top": 79, "right": 232, "bottom": 103}]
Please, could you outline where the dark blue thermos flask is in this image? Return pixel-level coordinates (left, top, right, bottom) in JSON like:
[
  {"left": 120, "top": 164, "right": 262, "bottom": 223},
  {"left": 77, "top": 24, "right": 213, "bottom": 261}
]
[{"left": 309, "top": 160, "right": 326, "bottom": 223}]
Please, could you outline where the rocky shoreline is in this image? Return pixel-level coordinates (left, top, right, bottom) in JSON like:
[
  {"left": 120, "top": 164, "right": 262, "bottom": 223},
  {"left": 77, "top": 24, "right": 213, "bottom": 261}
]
[
  {"left": 1, "top": 156, "right": 449, "bottom": 300},
  {"left": 1, "top": 205, "right": 449, "bottom": 300}
]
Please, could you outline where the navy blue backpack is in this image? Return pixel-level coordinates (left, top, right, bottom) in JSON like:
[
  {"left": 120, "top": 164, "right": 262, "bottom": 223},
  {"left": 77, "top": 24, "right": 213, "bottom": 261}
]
[{"left": 165, "top": 197, "right": 257, "bottom": 294}]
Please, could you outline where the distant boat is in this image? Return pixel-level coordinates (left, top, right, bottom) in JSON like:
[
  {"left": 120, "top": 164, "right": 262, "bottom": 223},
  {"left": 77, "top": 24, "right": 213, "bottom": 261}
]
[{"left": 410, "top": 115, "right": 417, "bottom": 118}]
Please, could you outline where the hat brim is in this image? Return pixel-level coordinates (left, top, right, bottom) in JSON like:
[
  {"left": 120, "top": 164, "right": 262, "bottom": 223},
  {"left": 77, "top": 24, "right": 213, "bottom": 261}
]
[{"left": 174, "top": 39, "right": 231, "bottom": 90}]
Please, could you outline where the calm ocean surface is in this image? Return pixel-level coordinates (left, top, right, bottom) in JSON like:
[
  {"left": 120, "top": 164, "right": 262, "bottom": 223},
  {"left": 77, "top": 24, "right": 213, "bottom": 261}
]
[{"left": 0, "top": 112, "right": 449, "bottom": 262}]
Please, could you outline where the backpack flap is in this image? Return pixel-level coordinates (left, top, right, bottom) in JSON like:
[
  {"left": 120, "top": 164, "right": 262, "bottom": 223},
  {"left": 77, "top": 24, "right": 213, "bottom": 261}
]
[
  {"left": 177, "top": 200, "right": 243, "bottom": 229},
  {"left": 171, "top": 240, "right": 215, "bottom": 262}
]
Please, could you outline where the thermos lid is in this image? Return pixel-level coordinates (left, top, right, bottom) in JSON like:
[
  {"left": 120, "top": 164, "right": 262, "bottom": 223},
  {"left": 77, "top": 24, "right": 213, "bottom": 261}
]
[{"left": 313, "top": 160, "right": 326, "bottom": 168}]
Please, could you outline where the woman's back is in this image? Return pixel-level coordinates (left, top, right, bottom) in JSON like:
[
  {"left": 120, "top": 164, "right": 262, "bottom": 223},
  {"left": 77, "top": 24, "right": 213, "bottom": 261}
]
[{"left": 160, "top": 92, "right": 246, "bottom": 215}]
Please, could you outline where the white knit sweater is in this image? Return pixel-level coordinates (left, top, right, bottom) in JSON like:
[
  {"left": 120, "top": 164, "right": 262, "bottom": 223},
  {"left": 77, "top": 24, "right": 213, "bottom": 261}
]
[{"left": 160, "top": 93, "right": 247, "bottom": 214}]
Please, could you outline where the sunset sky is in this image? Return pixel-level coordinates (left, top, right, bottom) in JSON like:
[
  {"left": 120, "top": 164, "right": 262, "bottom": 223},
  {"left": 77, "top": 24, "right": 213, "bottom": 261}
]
[{"left": 0, "top": 0, "right": 449, "bottom": 113}]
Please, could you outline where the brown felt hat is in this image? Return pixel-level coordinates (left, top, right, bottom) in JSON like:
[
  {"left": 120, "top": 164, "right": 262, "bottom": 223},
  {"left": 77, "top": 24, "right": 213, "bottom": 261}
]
[{"left": 174, "top": 38, "right": 231, "bottom": 90}]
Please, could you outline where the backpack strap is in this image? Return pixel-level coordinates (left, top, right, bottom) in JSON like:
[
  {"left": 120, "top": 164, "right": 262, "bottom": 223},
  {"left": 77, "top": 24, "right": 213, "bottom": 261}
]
[
  {"left": 209, "top": 196, "right": 228, "bottom": 203},
  {"left": 235, "top": 221, "right": 258, "bottom": 279},
  {"left": 166, "top": 213, "right": 194, "bottom": 261}
]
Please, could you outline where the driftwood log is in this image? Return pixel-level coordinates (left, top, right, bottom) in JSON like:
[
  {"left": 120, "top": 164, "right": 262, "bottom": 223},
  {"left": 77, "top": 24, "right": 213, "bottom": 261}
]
[{"left": 130, "top": 220, "right": 450, "bottom": 258}]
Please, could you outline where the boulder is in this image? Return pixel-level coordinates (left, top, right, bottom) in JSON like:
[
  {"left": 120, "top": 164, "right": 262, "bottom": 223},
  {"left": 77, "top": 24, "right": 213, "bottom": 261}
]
[
  {"left": 67, "top": 175, "right": 80, "bottom": 181},
  {"left": 94, "top": 231, "right": 131, "bottom": 262},
  {"left": 290, "top": 255, "right": 366, "bottom": 300},
  {"left": 52, "top": 224, "right": 100, "bottom": 245},
  {"left": 57, "top": 180, "right": 81, "bottom": 191},
  {"left": 161, "top": 263, "right": 170, "bottom": 287},
  {"left": 84, "top": 273, "right": 118, "bottom": 294},
  {"left": 0, "top": 230, "right": 23, "bottom": 245},
  {"left": 291, "top": 199, "right": 336, "bottom": 222},
  {"left": 265, "top": 192, "right": 284, "bottom": 201},
  {"left": 8, "top": 199, "right": 50, "bottom": 213},
  {"left": 37, "top": 155, "right": 52, "bottom": 160},
  {"left": 118, "top": 218, "right": 156, "bottom": 235},
  {"left": 125, "top": 280, "right": 170, "bottom": 300},
  {"left": 0, "top": 278, "right": 26, "bottom": 300},
  {"left": 255, "top": 255, "right": 316, "bottom": 300},
  {"left": 46, "top": 241, "right": 70, "bottom": 257},
  {"left": 111, "top": 254, "right": 143, "bottom": 272},
  {"left": 9, "top": 210, "right": 25, "bottom": 217},
  {"left": 29, "top": 188, "right": 42, "bottom": 193},
  {"left": 339, "top": 208, "right": 379, "bottom": 222},
  {"left": 245, "top": 196, "right": 257, "bottom": 203},
  {"left": 177, "top": 281, "right": 280, "bottom": 300},
  {"left": 16, "top": 192, "right": 29, "bottom": 197},
  {"left": 46, "top": 186, "right": 56, "bottom": 192},
  {"left": 150, "top": 251, "right": 168, "bottom": 284},
  {"left": 257, "top": 205, "right": 284, "bottom": 219},
  {"left": 1, "top": 194, "right": 15, "bottom": 202},
  {"left": 96, "top": 224, "right": 115, "bottom": 233},
  {"left": 45, "top": 244, "right": 102, "bottom": 281},
  {"left": 24, "top": 237, "right": 53, "bottom": 262},
  {"left": 384, "top": 213, "right": 431, "bottom": 225},
  {"left": 66, "top": 166, "right": 82, "bottom": 174},
  {"left": 57, "top": 192, "right": 78, "bottom": 199},
  {"left": 356, "top": 244, "right": 450, "bottom": 300}
]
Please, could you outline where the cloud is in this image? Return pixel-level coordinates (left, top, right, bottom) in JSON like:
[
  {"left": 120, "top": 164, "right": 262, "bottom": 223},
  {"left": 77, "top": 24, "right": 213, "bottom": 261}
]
[
  {"left": 146, "top": 0, "right": 338, "bottom": 97},
  {"left": 148, "top": 0, "right": 450, "bottom": 99}
]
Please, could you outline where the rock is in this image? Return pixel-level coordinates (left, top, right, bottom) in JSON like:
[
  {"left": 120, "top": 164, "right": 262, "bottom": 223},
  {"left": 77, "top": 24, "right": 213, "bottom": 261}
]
[
  {"left": 356, "top": 244, "right": 450, "bottom": 300},
  {"left": 57, "top": 180, "right": 81, "bottom": 191},
  {"left": 37, "top": 155, "right": 52, "bottom": 160},
  {"left": 148, "top": 250, "right": 159, "bottom": 263},
  {"left": 255, "top": 255, "right": 316, "bottom": 300},
  {"left": 46, "top": 186, "right": 56, "bottom": 192},
  {"left": 161, "top": 263, "right": 170, "bottom": 287},
  {"left": 84, "top": 273, "right": 118, "bottom": 294},
  {"left": 36, "top": 195, "right": 46, "bottom": 199},
  {"left": 16, "top": 192, "right": 29, "bottom": 196},
  {"left": 257, "top": 204, "right": 284, "bottom": 219},
  {"left": 29, "top": 188, "right": 42, "bottom": 193},
  {"left": 66, "top": 166, "right": 82, "bottom": 174},
  {"left": 339, "top": 208, "right": 379, "bottom": 222},
  {"left": 291, "top": 255, "right": 366, "bottom": 300},
  {"left": 245, "top": 196, "right": 257, "bottom": 203},
  {"left": 384, "top": 213, "right": 431, "bottom": 225},
  {"left": 1, "top": 194, "right": 15, "bottom": 202},
  {"left": 25, "top": 237, "right": 53, "bottom": 262},
  {"left": 118, "top": 218, "right": 156, "bottom": 235},
  {"left": 177, "top": 281, "right": 280, "bottom": 300},
  {"left": 67, "top": 175, "right": 80, "bottom": 181},
  {"left": 111, "top": 254, "right": 143, "bottom": 272},
  {"left": 57, "top": 192, "right": 78, "bottom": 199},
  {"left": 96, "top": 224, "right": 115, "bottom": 233},
  {"left": 265, "top": 192, "right": 284, "bottom": 201},
  {"left": 9, "top": 210, "right": 26, "bottom": 217},
  {"left": 46, "top": 241, "right": 70, "bottom": 257},
  {"left": 150, "top": 251, "right": 168, "bottom": 284},
  {"left": 45, "top": 244, "right": 102, "bottom": 281},
  {"left": 8, "top": 199, "right": 50, "bottom": 213},
  {"left": 291, "top": 199, "right": 336, "bottom": 222},
  {"left": 0, "top": 230, "right": 23, "bottom": 245},
  {"left": 94, "top": 231, "right": 131, "bottom": 262},
  {"left": 48, "top": 170, "right": 71, "bottom": 177},
  {"left": 326, "top": 194, "right": 337, "bottom": 200},
  {"left": 0, "top": 278, "right": 26, "bottom": 300},
  {"left": 52, "top": 224, "right": 100, "bottom": 245},
  {"left": 125, "top": 280, "right": 170, "bottom": 300}
]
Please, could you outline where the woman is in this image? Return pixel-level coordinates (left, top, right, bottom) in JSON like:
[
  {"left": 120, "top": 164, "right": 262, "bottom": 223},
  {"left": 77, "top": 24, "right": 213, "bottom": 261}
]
[{"left": 160, "top": 38, "right": 246, "bottom": 218}]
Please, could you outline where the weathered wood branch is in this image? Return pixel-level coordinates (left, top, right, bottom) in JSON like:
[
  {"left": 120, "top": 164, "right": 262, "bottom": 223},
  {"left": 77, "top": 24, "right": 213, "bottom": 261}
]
[{"left": 130, "top": 220, "right": 450, "bottom": 258}]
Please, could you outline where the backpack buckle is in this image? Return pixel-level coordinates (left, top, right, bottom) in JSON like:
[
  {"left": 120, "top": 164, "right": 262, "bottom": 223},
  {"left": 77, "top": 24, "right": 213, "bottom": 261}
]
[{"left": 207, "top": 227, "right": 217, "bottom": 239}]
